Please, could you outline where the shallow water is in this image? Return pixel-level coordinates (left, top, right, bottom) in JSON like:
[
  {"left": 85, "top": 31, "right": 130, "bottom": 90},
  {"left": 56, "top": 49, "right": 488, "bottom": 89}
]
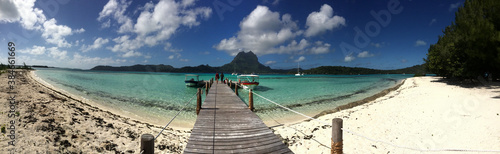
[{"left": 34, "top": 68, "right": 412, "bottom": 128}]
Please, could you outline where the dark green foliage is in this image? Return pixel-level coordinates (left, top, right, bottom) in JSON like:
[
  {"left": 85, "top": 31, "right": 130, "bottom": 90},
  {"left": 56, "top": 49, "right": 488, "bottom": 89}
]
[
  {"left": 0, "top": 63, "right": 6, "bottom": 70},
  {"left": 21, "top": 62, "right": 32, "bottom": 70},
  {"left": 425, "top": 0, "right": 500, "bottom": 79},
  {"left": 92, "top": 64, "right": 175, "bottom": 72},
  {"left": 304, "top": 64, "right": 428, "bottom": 75}
]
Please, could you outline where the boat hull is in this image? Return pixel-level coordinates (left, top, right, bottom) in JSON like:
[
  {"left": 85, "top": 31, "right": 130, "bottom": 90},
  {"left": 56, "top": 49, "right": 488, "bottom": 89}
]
[
  {"left": 241, "top": 82, "right": 259, "bottom": 89},
  {"left": 185, "top": 80, "right": 204, "bottom": 87}
]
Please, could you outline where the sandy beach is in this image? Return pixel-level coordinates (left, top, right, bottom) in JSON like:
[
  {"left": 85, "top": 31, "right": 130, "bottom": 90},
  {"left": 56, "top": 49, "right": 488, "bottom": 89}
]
[
  {"left": 272, "top": 76, "right": 500, "bottom": 153},
  {"left": 0, "top": 70, "right": 190, "bottom": 153},
  {"left": 1, "top": 70, "right": 499, "bottom": 153}
]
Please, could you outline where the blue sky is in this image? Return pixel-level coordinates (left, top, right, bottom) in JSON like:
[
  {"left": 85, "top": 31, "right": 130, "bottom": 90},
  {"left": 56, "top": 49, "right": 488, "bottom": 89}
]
[{"left": 0, "top": 0, "right": 462, "bottom": 70}]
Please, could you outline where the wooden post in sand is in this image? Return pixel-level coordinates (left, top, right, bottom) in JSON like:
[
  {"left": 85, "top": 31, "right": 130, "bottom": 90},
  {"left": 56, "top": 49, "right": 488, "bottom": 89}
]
[
  {"left": 249, "top": 89, "right": 254, "bottom": 111},
  {"left": 331, "top": 118, "right": 343, "bottom": 154},
  {"left": 141, "top": 134, "right": 154, "bottom": 154},
  {"left": 196, "top": 88, "right": 201, "bottom": 115},
  {"left": 235, "top": 83, "right": 238, "bottom": 96}
]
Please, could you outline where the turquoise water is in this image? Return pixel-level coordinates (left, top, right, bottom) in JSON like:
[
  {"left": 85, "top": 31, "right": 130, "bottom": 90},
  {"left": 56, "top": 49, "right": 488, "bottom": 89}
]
[{"left": 34, "top": 68, "right": 412, "bottom": 128}]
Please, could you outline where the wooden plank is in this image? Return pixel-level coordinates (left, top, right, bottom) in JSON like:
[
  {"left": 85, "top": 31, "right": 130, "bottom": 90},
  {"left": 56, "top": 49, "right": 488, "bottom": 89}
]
[{"left": 184, "top": 83, "right": 292, "bottom": 154}]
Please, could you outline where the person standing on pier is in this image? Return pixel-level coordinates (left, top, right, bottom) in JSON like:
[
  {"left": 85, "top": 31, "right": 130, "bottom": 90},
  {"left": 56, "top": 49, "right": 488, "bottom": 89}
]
[
  {"left": 215, "top": 73, "right": 219, "bottom": 84},
  {"left": 221, "top": 73, "right": 224, "bottom": 83}
]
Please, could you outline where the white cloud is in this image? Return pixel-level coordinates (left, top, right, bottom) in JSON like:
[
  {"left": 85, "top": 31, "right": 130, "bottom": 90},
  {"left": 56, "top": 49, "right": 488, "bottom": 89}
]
[
  {"left": 81, "top": 37, "right": 110, "bottom": 52},
  {"left": 42, "top": 19, "right": 79, "bottom": 47},
  {"left": 344, "top": 54, "right": 355, "bottom": 62},
  {"left": 415, "top": 40, "right": 427, "bottom": 47},
  {"left": 0, "top": 0, "right": 20, "bottom": 22},
  {"left": 295, "top": 56, "right": 305, "bottom": 62},
  {"left": 102, "top": 0, "right": 211, "bottom": 57},
  {"left": 215, "top": 5, "right": 336, "bottom": 56},
  {"left": 47, "top": 47, "right": 68, "bottom": 60},
  {"left": 2, "top": 0, "right": 46, "bottom": 30},
  {"left": 179, "top": 58, "right": 189, "bottom": 62},
  {"left": 19, "top": 45, "right": 46, "bottom": 55},
  {"left": 309, "top": 41, "right": 331, "bottom": 54},
  {"left": 121, "top": 51, "right": 142, "bottom": 58},
  {"left": 98, "top": 0, "right": 134, "bottom": 33},
  {"left": 1, "top": 0, "right": 83, "bottom": 48},
  {"left": 265, "top": 61, "right": 277, "bottom": 65},
  {"left": 401, "top": 59, "right": 407, "bottom": 63},
  {"left": 449, "top": 2, "right": 462, "bottom": 12},
  {"left": 357, "top": 51, "right": 374, "bottom": 58},
  {"left": 168, "top": 55, "right": 175, "bottom": 59},
  {"left": 215, "top": 6, "right": 299, "bottom": 56},
  {"left": 304, "top": 4, "right": 346, "bottom": 37}
]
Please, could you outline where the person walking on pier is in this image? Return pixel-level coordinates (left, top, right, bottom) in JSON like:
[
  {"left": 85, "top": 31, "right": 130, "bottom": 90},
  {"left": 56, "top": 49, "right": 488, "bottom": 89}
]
[{"left": 215, "top": 73, "right": 219, "bottom": 84}]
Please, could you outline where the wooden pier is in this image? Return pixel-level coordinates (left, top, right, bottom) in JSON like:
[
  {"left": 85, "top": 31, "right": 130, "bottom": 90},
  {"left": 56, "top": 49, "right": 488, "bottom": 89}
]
[{"left": 184, "top": 82, "right": 292, "bottom": 153}]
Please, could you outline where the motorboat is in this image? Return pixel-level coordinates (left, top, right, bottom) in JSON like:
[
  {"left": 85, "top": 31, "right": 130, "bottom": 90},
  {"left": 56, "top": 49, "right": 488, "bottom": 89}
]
[
  {"left": 184, "top": 74, "right": 204, "bottom": 87},
  {"left": 237, "top": 74, "right": 259, "bottom": 89}
]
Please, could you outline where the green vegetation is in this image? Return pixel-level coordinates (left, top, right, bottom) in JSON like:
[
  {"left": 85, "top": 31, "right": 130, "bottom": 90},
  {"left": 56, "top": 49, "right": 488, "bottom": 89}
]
[
  {"left": 304, "top": 64, "right": 428, "bottom": 75},
  {"left": 20, "top": 62, "right": 33, "bottom": 70},
  {"left": 425, "top": 0, "right": 500, "bottom": 79}
]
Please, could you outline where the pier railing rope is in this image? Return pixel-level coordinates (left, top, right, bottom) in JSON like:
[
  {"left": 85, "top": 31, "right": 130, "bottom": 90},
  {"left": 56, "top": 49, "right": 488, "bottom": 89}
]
[
  {"left": 141, "top": 84, "right": 206, "bottom": 154},
  {"left": 243, "top": 88, "right": 500, "bottom": 153}
]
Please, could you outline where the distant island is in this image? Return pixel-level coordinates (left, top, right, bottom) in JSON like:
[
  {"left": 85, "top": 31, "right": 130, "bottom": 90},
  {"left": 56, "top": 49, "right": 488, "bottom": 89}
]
[{"left": 91, "top": 51, "right": 428, "bottom": 75}]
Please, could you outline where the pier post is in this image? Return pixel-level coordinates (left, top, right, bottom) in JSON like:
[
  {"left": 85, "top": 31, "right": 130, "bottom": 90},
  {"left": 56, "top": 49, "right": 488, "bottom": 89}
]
[
  {"left": 235, "top": 83, "right": 238, "bottom": 96},
  {"left": 196, "top": 88, "right": 201, "bottom": 115},
  {"left": 140, "top": 134, "right": 154, "bottom": 154},
  {"left": 229, "top": 80, "right": 231, "bottom": 87},
  {"left": 331, "top": 118, "right": 343, "bottom": 154},
  {"left": 249, "top": 89, "right": 254, "bottom": 111},
  {"left": 205, "top": 82, "right": 208, "bottom": 96}
]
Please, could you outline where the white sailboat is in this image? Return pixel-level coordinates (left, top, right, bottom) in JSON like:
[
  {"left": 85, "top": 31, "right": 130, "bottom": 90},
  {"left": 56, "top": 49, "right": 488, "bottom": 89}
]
[{"left": 295, "top": 62, "right": 304, "bottom": 76}]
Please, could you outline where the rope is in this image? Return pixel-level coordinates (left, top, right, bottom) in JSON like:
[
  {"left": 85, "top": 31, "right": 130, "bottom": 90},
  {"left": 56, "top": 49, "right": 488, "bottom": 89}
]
[
  {"left": 331, "top": 140, "right": 342, "bottom": 154},
  {"left": 154, "top": 89, "right": 199, "bottom": 140},
  {"left": 247, "top": 89, "right": 500, "bottom": 153},
  {"left": 250, "top": 91, "right": 330, "bottom": 126}
]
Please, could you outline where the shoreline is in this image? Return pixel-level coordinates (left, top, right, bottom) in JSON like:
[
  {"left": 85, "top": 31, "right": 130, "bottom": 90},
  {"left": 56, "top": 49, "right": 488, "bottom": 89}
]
[
  {"left": 0, "top": 70, "right": 191, "bottom": 153},
  {"left": 31, "top": 69, "right": 407, "bottom": 130},
  {"left": 311, "top": 79, "right": 405, "bottom": 119},
  {"left": 29, "top": 70, "right": 193, "bottom": 130},
  {"left": 259, "top": 79, "right": 406, "bottom": 126}
]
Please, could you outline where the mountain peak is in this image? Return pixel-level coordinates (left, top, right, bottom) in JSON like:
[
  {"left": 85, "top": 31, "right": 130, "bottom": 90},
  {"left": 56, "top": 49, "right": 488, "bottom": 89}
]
[{"left": 220, "top": 51, "right": 272, "bottom": 73}]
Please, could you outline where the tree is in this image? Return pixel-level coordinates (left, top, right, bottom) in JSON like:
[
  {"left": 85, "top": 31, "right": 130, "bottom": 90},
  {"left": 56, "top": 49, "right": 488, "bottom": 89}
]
[{"left": 425, "top": 0, "right": 500, "bottom": 79}]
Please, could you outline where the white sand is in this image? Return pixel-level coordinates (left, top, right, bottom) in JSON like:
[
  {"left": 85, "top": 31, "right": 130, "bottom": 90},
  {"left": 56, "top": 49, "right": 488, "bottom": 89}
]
[{"left": 272, "top": 77, "right": 500, "bottom": 153}]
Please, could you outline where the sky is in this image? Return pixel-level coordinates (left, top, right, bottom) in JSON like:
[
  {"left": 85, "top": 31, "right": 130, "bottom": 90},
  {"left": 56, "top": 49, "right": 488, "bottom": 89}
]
[{"left": 0, "top": 0, "right": 463, "bottom": 70}]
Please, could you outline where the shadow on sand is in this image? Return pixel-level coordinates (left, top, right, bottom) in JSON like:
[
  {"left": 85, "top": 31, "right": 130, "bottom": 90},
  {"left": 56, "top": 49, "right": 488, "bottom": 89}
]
[{"left": 431, "top": 77, "right": 500, "bottom": 99}]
